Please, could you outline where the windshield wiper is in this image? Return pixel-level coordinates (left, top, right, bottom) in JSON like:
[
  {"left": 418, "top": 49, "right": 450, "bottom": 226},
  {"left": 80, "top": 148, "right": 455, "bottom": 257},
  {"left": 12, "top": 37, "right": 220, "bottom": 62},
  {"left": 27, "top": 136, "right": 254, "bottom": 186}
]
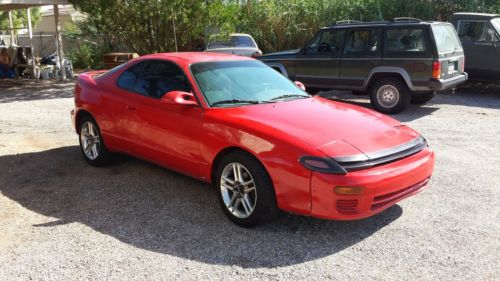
[
  {"left": 270, "top": 94, "right": 310, "bottom": 101},
  {"left": 211, "top": 99, "right": 260, "bottom": 106}
]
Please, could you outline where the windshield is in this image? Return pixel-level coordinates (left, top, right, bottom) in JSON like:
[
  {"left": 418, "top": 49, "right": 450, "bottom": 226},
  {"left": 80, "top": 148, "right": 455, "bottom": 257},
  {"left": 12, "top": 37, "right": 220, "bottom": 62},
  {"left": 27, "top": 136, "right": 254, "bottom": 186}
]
[
  {"left": 432, "top": 24, "right": 462, "bottom": 53},
  {"left": 492, "top": 18, "right": 500, "bottom": 34},
  {"left": 207, "top": 35, "right": 256, "bottom": 49},
  {"left": 191, "top": 60, "right": 309, "bottom": 107}
]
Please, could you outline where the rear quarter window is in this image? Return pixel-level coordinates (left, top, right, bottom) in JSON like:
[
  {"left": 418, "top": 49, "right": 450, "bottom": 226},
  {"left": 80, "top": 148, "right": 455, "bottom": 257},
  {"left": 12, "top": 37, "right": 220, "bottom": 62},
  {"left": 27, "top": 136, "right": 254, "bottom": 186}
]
[{"left": 385, "top": 28, "right": 430, "bottom": 57}]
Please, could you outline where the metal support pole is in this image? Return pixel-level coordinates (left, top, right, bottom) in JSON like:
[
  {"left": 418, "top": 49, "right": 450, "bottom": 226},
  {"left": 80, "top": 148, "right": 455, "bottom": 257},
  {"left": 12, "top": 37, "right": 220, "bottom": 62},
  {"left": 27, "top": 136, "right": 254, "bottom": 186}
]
[
  {"left": 27, "top": 8, "right": 37, "bottom": 79},
  {"left": 8, "top": 11, "right": 15, "bottom": 45},
  {"left": 54, "top": 4, "right": 67, "bottom": 80}
]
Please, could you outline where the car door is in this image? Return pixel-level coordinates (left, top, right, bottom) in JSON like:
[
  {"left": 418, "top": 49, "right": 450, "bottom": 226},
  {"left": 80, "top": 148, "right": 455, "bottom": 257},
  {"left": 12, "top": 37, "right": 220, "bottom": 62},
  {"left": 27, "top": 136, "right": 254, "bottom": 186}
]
[
  {"left": 457, "top": 20, "right": 500, "bottom": 77},
  {"left": 340, "top": 28, "right": 383, "bottom": 88},
  {"left": 115, "top": 59, "right": 206, "bottom": 178},
  {"left": 294, "top": 29, "right": 345, "bottom": 88}
]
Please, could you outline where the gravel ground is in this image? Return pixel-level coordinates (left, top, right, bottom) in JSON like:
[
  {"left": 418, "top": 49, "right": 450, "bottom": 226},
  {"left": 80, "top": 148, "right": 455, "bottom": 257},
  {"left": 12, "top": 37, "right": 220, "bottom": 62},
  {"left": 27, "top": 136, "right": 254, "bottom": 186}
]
[{"left": 0, "top": 79, "right": 499, "bottom": 281}]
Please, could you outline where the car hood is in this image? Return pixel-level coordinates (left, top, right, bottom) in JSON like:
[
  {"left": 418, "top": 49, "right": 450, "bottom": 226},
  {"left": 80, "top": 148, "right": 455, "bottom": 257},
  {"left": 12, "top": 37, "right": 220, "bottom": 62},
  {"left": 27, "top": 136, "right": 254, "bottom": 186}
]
[
  {"left": 205, "top": 48, "right": 260, "bottom": 57},
  {"left": 212, "top": 97, "right": 420, "bottom": 157}
]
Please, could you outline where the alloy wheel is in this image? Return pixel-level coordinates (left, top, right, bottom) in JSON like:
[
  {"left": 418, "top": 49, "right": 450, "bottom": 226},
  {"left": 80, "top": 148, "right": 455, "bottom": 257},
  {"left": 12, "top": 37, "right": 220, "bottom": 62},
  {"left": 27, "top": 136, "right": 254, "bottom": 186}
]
[
  {"left": 80, "top": 121, "right": 100, "bottom": 160},
  {"left": 220, "top": 162, "right": 257, "bottom": 219}
]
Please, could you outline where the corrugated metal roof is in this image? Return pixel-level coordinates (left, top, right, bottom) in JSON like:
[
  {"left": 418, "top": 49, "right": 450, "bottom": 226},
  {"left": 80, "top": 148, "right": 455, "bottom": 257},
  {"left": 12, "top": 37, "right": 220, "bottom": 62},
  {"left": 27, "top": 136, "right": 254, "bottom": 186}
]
[{"left": 0, "top": 0, "right": 69, "bottom": 11}]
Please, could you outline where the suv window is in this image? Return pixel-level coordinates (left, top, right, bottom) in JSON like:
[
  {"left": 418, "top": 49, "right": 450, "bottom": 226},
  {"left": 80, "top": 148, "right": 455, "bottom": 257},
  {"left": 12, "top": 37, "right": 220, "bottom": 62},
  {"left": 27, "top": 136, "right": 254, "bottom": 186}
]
[
  {"left": 305, "top": 30, "right": 345, "bottom": 56},
  {"left": 492, "top": 18, "right": 500, "bottom": 34},
  {"left": 344, "top": 29, "right": 382, "bottom": 57},
  {"left": 386, "top": 28, "right": 427, "bottom": 54},
  {"left": 458, "top": 20, "right": 497, "bottom": 43},
  {"left": 432, "top": 24, "right": 462, "bottom": 53},
  {"left": 117, "top": 60, "right": 191, "bottom": 98}
]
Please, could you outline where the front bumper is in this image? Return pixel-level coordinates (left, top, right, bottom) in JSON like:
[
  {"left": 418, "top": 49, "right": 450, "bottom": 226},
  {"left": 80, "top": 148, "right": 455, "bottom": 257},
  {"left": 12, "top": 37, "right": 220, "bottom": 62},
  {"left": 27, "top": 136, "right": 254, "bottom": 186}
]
[
  {"left": 310, "top": 147, "right": 435, "bottom": 220},
  {"left": 429, "top": 72, "right": 468, "bottom": 91}
]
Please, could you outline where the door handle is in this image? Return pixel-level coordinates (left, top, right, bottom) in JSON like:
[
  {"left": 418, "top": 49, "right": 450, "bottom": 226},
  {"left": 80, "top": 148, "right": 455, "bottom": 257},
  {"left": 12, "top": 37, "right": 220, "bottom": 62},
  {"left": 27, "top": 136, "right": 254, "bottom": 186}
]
[{"left": 126, "top": 105, "right": 136, "bottom": 111}]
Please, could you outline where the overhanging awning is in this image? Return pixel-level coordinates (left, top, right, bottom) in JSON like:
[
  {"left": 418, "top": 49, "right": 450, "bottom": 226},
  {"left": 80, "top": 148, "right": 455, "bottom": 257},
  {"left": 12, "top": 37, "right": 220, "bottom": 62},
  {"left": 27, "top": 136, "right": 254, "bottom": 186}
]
[
  {"left": 0, "top": 0, "right": 69, "bottom": 11},
  {"left": 1, "top": 0, "right": 70, "bottom": 80}
]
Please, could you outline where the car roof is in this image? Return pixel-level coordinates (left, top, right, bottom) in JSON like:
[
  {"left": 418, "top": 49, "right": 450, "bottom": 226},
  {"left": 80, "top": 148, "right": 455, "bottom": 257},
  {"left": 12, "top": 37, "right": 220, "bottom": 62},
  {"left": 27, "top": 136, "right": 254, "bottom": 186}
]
[
  {"left": 452, "top": 12, "right": 500, "bottom": 20},
  {"left": 209, "top": 33, "right": 254, "bottom": 38},
  {"left": 322, "top": 20, "right": 447, "bottom": 30},
  {"left": 139, "top": 52, "right": 252, "bottom": 64}
]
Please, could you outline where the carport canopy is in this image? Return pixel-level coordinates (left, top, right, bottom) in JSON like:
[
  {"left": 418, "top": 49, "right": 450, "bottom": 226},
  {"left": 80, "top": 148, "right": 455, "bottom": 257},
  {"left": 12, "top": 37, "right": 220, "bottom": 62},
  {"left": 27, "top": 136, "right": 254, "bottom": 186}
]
[{"left": 1, "top": 0, "right": 70, "bottom": 80}]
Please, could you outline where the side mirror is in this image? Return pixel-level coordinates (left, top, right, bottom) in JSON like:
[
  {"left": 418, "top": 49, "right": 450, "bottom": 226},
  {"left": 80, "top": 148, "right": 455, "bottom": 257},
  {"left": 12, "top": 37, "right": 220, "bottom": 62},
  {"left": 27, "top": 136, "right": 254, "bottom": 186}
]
[
  {"left": 161, "top": 91, "right": 198, "bottom": 106},
  {"left": 294, "top": 81, "right": 306, "bottom": 91}
]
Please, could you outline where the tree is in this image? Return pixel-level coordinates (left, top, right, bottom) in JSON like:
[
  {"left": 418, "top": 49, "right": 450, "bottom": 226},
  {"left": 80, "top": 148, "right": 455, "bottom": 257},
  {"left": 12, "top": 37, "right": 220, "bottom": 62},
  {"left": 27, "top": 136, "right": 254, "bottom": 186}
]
[
  {"left": 0, "top": 9, "right": 41, "bottom": 35},
  {"left": 69, "top": 0, "right": 500, "bottom": 54},
  {"left": 69, "top": 0, "right": 239, "bottom": 54}
]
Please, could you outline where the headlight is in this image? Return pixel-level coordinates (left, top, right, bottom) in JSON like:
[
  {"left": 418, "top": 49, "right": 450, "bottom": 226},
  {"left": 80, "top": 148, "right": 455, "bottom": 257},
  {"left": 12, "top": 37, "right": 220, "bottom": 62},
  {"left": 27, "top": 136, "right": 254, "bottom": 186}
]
[{"left": 299, "top": 156, "right": 347, "bottom": 174}]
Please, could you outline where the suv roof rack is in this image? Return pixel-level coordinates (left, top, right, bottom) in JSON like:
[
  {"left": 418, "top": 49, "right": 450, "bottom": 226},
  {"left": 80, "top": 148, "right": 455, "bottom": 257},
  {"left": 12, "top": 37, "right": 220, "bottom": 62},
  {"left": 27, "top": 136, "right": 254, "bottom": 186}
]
[
  {"left": 392, "top": 17, "right": 422, "bottom": 23},
  {"left": 335, "top": 20, "right": 363, "bottom": 25}
]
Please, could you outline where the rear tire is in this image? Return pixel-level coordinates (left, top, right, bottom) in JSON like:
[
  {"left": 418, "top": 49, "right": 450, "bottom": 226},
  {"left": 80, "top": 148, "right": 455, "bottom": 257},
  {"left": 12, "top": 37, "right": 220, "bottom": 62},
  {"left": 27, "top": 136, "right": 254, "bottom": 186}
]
[
  {"left": 411, "top": 91, "right": 435, "bottom": 104},
  {"left": 370, "top": 78, "right": 411, "bottom": 114},
  {"left": 78, "top": 116, "right": 113, "bottom": 166},
  {"left": 215, "top": 151, "right": 278, "bottom": 227}
]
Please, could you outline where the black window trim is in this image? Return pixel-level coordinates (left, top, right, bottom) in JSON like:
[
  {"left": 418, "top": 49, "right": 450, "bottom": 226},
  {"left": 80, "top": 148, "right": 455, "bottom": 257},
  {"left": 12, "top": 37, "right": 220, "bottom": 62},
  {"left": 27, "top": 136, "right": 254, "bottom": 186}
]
[{"left": 115, "top": 59, "right": 196, "bottom": 102}]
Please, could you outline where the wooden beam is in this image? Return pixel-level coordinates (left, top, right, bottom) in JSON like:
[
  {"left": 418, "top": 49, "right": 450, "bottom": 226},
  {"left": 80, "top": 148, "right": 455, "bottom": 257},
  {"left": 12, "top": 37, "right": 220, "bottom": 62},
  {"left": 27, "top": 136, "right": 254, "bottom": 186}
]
[
  {"left": 53, "top": 4, "right": 66, "bottom": 80},
  {"left": 27, "top": 8, "right": 37, "bottom": 78},
  {"left": 8, "top": 10, "right": 15, "bottom": 45}
]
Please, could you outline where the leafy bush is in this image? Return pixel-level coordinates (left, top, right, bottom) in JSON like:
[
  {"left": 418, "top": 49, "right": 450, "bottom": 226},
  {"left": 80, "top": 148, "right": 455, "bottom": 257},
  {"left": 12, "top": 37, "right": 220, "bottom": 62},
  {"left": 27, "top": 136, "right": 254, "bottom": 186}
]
[{"left": 69, "top": 43, "right": 105, "bottom": 70}]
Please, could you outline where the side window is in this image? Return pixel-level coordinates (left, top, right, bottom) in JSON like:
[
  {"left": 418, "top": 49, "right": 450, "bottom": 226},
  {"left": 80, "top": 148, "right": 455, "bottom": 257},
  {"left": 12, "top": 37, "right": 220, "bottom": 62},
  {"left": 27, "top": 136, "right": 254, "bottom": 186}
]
[
  {"left": 117, "top": 62, "right": 143, "bottom": 92},
  {"left": 119, "top": 60, "right": 191, "bottom": 98},
  {"left": 305, "top": 30, "right": 345, "bottom": 56},
  {"left": 386, "top": 28, "right": 427, "bottom": 54},
  {"left": 344, "top": 29, "right": 382, "bottom": 57},
  {"left": 458, "top": 21, "right": 493, "bottom": 43}
]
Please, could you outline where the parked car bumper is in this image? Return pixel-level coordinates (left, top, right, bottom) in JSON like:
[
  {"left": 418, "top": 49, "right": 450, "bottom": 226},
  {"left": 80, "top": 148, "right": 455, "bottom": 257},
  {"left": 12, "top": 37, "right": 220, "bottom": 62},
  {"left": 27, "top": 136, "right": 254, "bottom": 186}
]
[
  {"left": 309, "top": 147, "right": 435, "bottom": 220},
  {"left": 429, "top": 72, "right": 468, "bottom": 91}
]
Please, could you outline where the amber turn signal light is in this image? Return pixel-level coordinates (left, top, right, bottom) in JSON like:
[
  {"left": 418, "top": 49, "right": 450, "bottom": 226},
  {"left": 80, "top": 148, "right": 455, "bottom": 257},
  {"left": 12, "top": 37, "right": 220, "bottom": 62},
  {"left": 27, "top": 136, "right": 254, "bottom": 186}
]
[{"left": 334, "top": 186, "right": 364, "bottom": 195}]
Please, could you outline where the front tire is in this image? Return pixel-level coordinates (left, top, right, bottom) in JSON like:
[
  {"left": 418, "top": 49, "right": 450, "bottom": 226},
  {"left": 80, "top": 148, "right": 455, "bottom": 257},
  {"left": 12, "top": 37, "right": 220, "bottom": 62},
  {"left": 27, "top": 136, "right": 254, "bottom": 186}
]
[
  {"left": 370, "top": 78, "right": 411, "bottom": 114},
  {"left": 78, "top": 116, "right": 113, "bottom": 166},
  {"left": 215, "top": 151, "right": 278, "bottom": 227}
]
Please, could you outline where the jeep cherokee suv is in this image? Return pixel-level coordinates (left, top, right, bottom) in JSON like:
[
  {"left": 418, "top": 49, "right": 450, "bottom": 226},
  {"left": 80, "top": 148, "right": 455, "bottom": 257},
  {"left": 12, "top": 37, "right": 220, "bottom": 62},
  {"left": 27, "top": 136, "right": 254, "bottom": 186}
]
[{"left": 259, "top": 18, "right": 468, "bottom": 114}]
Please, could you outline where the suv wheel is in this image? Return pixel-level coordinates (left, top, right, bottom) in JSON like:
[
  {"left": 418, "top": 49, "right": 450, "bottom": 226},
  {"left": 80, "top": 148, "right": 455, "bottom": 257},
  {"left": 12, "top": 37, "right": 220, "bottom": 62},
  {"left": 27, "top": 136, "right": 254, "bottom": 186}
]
[
  {"left": 411, "top": 91, "right": 435, "bottom": 104},
  {"left": 370, "top": 78, "right": 411, "bottom": 114}
]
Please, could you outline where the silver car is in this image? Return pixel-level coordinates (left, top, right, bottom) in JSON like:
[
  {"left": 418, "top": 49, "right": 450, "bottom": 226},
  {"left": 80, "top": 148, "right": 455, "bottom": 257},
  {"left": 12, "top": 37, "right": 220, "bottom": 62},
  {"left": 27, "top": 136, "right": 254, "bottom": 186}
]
[{"left": 205, "top": 33, "right": 262, "bottom": 57}]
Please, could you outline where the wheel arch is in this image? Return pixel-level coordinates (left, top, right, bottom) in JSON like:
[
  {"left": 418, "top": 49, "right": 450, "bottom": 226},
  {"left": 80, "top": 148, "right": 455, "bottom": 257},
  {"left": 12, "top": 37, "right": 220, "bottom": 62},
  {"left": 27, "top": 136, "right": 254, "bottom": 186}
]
[
  {"left": 210, "top": 146, "right": 270, "bottom": 185},
  {"left": 75, "top": 109, "right": 94, "bottom": 134},
  {"left": 364, "top": 67, "right": 414, "bottom": 91}
]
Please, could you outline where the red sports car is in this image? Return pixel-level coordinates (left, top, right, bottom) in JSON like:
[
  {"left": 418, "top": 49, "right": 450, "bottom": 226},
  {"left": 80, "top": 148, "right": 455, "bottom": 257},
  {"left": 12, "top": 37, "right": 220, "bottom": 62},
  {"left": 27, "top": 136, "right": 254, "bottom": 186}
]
[{"left": 71, "top": 52, "right": 434, "bottom": 227}]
